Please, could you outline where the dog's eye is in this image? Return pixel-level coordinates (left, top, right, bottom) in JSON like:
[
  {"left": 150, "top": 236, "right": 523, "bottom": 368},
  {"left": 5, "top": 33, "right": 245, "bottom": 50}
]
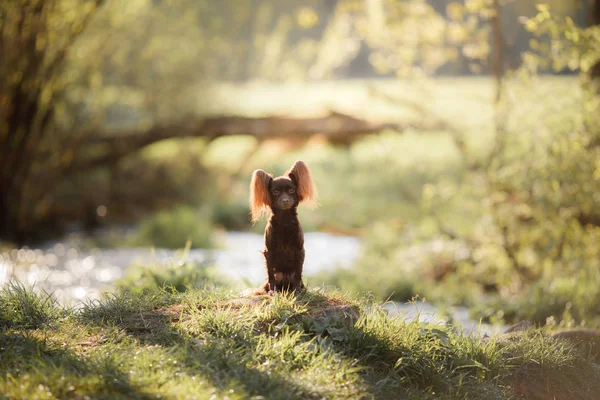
[
  {"left": 272, "top": 190, "right": 280, "bottom": 196},
  {"left": 288, "top": 188, "right": 295, "bottom": 194}
]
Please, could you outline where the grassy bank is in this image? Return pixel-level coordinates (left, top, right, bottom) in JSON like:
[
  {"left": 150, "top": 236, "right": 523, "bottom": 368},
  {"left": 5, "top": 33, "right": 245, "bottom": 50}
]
[{"left": 1, "top": 283, "right": 599, "bottom": 399}]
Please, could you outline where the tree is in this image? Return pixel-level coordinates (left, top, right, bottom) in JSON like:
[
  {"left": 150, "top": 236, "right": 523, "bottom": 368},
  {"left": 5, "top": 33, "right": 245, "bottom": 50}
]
[
  {"left": 0, "top": 0, "right": 394, "bottom": 243},
  {"left": 590, "top": 0, "right": 600, "bottom": 78},
  {"left": 0, "top": 0, "right": 104, "bottom": 243}
]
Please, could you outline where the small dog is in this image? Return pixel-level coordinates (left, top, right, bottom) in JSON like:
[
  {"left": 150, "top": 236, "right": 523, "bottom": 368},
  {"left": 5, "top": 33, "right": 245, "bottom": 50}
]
[{"left": 249, "top": 160, "right": 317, "bottom": 294}]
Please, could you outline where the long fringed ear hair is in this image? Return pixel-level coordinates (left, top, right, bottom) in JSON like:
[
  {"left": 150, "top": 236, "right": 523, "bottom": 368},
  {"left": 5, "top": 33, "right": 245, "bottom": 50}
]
[
  {"left": 287, "top": 160, "right": 318, "bottom": 208},
  {"left": 249, "top": 169, "right": 273, "bottom": 223}
]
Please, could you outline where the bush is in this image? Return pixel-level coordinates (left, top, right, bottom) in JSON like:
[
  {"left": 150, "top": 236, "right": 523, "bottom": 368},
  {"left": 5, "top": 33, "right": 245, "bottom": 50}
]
[
  {"left": 210, "top": 198, "right": 252, "bottom": 230},
  {"left": 317, "top": 11, "right": 600, "bottom": 328},
  {"left": 133, "top": 205, "right": 215, "bottom": 249}
]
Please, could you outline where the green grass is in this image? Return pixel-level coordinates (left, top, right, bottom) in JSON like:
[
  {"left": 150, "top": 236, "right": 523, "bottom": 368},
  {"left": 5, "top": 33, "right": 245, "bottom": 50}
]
[
  {"left": 115, "top": 241, "right": 229, "bottom": 294},
  {"left": 0, "top": 281, "right": 64, "bottom": 330},
  {"left": 1, "top": 284, "right": 599, "bottom": 399}
]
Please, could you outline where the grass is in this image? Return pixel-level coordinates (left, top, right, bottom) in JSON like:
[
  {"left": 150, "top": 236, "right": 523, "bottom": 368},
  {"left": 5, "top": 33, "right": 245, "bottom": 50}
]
[
  {"left": 115, "top": 241, "right": 228, "bottom": 294},
  {"left": 0, "top": 281, "right": 64, "bottom": 330},
  {"left": 1, "top": 283, "right": 600, "bottom": 399}
]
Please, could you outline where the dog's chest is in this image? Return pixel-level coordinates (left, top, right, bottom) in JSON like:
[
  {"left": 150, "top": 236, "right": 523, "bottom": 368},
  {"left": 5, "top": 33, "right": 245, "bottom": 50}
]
[{"left": 265, "top": 221, "right": 303, "bottom": 252}]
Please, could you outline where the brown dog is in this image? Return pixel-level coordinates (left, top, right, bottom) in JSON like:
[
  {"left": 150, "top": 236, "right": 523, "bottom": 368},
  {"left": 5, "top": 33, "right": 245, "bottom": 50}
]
[{"left": 249, "top": 161, "right": 317, "bottom": 294}]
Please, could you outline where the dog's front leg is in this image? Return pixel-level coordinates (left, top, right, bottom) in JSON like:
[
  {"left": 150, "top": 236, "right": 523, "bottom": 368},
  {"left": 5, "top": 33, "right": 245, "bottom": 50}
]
[{"left": 264, "top": 250, "right": 277, "bottom": 294}]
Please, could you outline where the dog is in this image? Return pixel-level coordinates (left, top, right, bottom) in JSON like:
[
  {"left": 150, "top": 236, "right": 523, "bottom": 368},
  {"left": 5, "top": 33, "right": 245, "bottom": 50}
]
[{"left": 249, "top": 160, "right": 317, "bottom": 294}]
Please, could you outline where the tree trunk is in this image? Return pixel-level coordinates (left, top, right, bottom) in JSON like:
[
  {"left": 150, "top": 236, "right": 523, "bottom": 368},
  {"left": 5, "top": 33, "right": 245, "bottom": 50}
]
[
  {"left": 0, "top": 0, "right": 105, "bottom": 244},
  {"left": 590, "top": 0, "right": 600, "bottom": 80},
  {"left": 491, "top": 0, "right": 504, "bottom": 103}
]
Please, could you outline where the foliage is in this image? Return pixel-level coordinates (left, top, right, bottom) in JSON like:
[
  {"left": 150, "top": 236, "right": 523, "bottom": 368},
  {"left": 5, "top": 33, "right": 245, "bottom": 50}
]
[
  {"left": 0, "top": 0, "right": 104, "bottom": 242},
  {"left": 316, "top": 5, "right": 600, "bottom": 328},
  {"left": 467, "top": 7, "right": 600, "bottom": 325},
  {"left": 132, "top": 205, "right": 215, "bottom": 249},
  {"left": 117, "top": 262, "right": 226, "bottom": 294},
  {"left": 2, "top": 286, "right": 599, "bottom": 399},
  {"left": 0, "top": 0, "right": 361, "bottom": 242},
  {"left": 1, "top": 0, "right": 591, "bottom": 243},
  {"left": 520, "top": 4, "right": 600, "bottom": 75}
]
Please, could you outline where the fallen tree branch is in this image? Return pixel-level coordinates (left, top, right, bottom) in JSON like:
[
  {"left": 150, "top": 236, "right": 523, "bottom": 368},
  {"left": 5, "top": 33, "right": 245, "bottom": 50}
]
[
  {"left": 64, "top": 111, "right": 403, "bottom": 173},
  {"left": 577, "top": 211, "right": 600, "bottom": 228}
]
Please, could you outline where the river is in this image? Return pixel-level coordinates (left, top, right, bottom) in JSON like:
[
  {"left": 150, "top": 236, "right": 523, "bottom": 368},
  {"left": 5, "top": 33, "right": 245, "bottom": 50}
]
[
  {"left": 0, "top": 231, "right": 503, "bottom": 335},
  {"left": 0, "top": 231, "right": 360, "bottom": 305}
]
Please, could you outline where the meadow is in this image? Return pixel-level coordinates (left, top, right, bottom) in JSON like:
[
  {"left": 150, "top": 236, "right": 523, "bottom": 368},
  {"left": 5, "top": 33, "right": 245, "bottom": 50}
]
[{"left": 2, "top": 282, "right": 599, "bottom": 400}]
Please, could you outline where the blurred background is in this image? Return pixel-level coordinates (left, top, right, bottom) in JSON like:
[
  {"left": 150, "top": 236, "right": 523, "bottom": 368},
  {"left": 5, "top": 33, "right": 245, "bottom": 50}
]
[{"left": 1, "top": 0, "right": 599, "bottom": 328}]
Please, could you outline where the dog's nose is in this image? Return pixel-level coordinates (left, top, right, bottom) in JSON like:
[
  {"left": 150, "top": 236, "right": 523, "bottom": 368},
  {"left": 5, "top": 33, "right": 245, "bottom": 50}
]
[{"left": 282, "top": 198, "right": 291, "bottom": 205}]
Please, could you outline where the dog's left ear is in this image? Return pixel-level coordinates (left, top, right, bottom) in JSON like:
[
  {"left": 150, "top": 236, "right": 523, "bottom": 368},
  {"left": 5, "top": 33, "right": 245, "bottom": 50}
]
[
  {"left": 250, "top": 169, "right": 273, "bottom": 223},
  {"left": 287, "top": 160, "right": 318, "bottom": 207}
]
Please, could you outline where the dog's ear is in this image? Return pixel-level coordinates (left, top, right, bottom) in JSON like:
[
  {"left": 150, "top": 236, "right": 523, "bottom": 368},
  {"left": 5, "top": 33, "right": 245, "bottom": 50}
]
[
  {"left": 250, "top": 169, "right": 273, "bottom": 222},
  {"left": 287, "top": 160, "right": 317, "bottom": 207}
]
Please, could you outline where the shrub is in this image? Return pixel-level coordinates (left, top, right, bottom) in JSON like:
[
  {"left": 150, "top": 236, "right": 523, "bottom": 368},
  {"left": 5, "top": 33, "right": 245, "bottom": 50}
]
[{"left": 133, "top": 205, "right": 215, "bottom": 249}]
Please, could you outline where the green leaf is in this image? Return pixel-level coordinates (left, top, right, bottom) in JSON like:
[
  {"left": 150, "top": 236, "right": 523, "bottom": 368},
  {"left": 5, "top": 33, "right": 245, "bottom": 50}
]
[{"left": 535, "top": 4, "right": 549, "bottom": 13}]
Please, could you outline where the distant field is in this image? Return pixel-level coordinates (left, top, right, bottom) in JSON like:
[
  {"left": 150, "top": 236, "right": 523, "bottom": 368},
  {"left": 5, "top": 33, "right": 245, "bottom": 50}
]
[
  {"left": 198, "top": 75, "right": 579, "bottom": 157},
  {"left": 199, "top": 75, "right": 577, "bottom": 121},
  {"left": 199, "top": 77, "right": 500, "bottom": 132}
]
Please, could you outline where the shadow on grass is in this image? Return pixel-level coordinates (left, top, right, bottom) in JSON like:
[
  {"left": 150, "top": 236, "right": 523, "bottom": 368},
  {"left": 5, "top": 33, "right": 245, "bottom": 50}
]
[
  {"left": 76, "top": 291, "right": 336, "bottom": 399},
  {"left": 0, "top": 330, "right": 153, "bottom": 399},
  {"left": 73, "top": 289, "right": 600, "bottom": 400},
  {"left": 76, "top": 290, "right": 456, "bottom": 399}
]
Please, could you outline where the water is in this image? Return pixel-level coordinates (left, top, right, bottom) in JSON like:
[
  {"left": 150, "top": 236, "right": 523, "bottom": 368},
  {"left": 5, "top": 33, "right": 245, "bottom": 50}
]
[
  {"left": 0, "top": 231, "right": 504, "bottom": 335},
  {"left": 385, "top": 301, "right": 506, "bottom": 337},
  {"left": 213, "top": 231, "right": 361, "bottom": 282},
  {"left": 0, "top": 231, "right": 361, "bottom": 305}
]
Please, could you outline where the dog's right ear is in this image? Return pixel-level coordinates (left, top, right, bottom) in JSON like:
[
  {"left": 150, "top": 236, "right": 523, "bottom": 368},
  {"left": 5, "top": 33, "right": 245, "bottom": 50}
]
[
  {"left": 249, "top": 169, "right": 272, "bottom": 223},
  {"left": 287, "top": 160, "right": 317, "bottom": 208}
]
